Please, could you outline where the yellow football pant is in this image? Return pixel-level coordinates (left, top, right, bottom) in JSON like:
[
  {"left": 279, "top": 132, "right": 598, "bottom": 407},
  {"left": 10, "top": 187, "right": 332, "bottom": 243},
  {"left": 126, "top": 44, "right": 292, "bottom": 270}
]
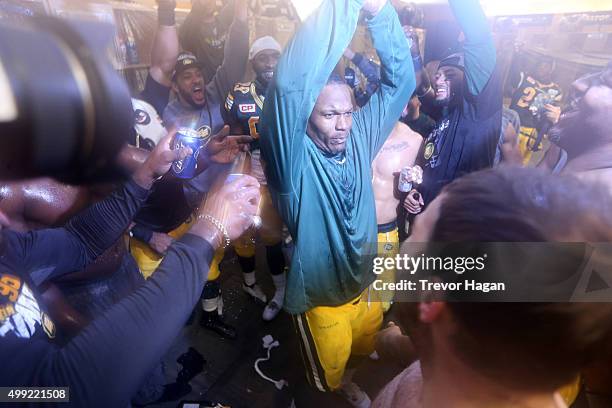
[
  {"left": 376, "top": 227, "right": 399, "bottom": 311},
  {"left": 129, "top": 218, "right": 224, "bottom": 281},
  {"left": 293, "top": 287, "right": 383, "bottom": 392},
  {"left": 130, "top": 187, "right": 282, "bottom": 280},
  {"left": 518, "top": 126, "right": 552, "bottom": 167}
]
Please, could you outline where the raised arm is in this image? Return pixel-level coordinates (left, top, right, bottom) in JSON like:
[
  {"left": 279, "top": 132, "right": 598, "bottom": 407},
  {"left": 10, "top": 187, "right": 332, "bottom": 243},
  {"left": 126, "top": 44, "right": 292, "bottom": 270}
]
[
  {"left": 449, "top": 0, "right": 495, "bottom": 96},
  {"left": 205, "top": 0, "right": 249, "bottom": 102},
  {"left": 148, "top": 0, "right": 180, "bottom": 87},
  {"left": 260, "top": 0, "right": 365, "bottom": 194},
  {"left": 352, "top": 2, "right": 415, "bottom": 159},
  {"left": 352, "top": 52, "right": 381, "bottom": 94}
]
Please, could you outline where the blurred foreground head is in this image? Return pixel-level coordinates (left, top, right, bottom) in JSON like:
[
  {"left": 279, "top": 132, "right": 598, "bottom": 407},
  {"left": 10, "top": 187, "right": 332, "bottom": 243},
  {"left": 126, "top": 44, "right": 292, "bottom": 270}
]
[
  {"left": 550, "top": 63, "right": 612, "bottom": 158},
  {"left": 0, "top": 17, "right": 132, "bottom": 184},
  {"left": 400, "top": 166, "right": 612, "bottom": 393}
]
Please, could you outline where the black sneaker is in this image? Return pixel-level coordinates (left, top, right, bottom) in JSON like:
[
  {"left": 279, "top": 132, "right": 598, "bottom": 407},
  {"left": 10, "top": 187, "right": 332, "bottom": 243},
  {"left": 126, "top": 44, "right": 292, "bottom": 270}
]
[{"left": 199, "top": 311, "right": 237, "bottom": 339}]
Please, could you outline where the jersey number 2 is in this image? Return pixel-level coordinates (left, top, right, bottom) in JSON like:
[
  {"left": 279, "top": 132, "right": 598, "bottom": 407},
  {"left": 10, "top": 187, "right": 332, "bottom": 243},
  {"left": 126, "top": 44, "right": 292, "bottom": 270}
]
[{"left": 517, "top": 87, "right": 537, "bottom": 108}]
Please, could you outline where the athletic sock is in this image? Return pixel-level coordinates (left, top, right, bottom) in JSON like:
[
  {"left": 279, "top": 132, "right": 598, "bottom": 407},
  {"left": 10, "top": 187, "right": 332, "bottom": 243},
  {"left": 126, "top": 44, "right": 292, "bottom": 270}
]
[
  {"left": 271, "top": 271, "right": 286, "bottom": 304},
  {"left": 201, "top": 296, "right": 219, "bottom": 313}
]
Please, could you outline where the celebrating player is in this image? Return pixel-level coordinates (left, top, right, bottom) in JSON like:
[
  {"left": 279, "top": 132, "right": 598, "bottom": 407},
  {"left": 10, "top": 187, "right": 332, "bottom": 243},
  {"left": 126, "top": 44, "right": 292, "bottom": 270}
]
[{"left": 223, "top": 36, "right": 287, "bottom": 321}]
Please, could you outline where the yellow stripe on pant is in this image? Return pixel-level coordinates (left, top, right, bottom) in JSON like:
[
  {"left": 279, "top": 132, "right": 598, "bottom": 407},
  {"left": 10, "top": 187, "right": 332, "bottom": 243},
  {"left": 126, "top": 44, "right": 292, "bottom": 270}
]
[
  {"left": 376, "top": 227, "right": 399, "bottom": 312},
  {"left": 294, "top": 287, "right": 383, "bottom": 391}
]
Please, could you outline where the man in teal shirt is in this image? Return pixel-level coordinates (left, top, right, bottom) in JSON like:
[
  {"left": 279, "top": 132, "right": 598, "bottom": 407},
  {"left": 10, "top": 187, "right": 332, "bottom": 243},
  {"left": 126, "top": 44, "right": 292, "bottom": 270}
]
[{"left": 260, "top": 0, "right": 414, "bottom": 404}]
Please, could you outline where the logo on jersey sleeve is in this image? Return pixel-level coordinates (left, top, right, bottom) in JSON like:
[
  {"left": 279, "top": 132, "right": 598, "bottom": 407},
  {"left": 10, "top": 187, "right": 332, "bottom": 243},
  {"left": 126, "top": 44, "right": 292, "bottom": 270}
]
[
  {"left": 424, "top": 143, "right": 435, "bottom": 160},
  {"left": 225, "top": 93, "right": 235, "bottom": 111},
  {"left": 134, "top": 109, "right": 151, "bottom": 125},
  {"left": 239, "top": 104, "right": 257, "bottom": 113},
  {"left": 423, "top": 119, "right": 449, "bottom": 167},
  {"left": 197, "top": 125, "right": 212, "bottom": 139},
  {"left": 233, "top": 83, "right": 251, "bottom": 94},
  {"left": 0, "top": 273, "right": 55, "bottom": 339}
]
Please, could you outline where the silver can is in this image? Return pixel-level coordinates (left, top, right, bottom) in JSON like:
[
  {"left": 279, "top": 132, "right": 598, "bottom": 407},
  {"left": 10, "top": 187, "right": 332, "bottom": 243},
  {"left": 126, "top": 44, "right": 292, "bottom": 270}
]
[
  {"left": 398, "top": 168, "right": 413, "bottom": 192},
  {"left": 398, "top": 165, "right": 423, "bottom": 193}
]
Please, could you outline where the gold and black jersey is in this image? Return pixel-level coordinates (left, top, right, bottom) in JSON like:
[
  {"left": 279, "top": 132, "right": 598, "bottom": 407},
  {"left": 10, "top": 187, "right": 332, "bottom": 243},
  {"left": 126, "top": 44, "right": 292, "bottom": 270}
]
[{"left": 510, "top": 74, "right": 562, "bottom": 128}]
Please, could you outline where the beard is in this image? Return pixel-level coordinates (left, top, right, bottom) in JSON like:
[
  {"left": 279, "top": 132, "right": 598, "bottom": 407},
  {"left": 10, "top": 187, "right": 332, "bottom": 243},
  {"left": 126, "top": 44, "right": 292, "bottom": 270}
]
[
  {"left": 256, "top": 70, "right": 274, "bottom": 87},
  {"left": 178, "top": 88, "right": 206, "bottom": 109},
  {"left": 433, "top": 95, "right": 450, "bottom": 108}
]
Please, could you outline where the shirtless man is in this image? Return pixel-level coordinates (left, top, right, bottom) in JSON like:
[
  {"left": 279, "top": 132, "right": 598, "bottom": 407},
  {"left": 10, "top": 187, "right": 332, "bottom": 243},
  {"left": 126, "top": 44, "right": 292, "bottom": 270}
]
[
  {"left": 372, "top": 123, "right": 422, "bottom": 237},
  {"left": 372, "top": 122, "right": 422, "bottom": 310},
  {"left": 549, "top": 62, "right": 612, "bottom": 406}
]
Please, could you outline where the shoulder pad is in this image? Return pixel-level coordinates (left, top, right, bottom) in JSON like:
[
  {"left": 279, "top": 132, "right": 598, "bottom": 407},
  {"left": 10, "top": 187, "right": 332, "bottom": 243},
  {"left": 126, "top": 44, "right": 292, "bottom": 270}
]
[
  {"left": 225, "top": 93, "right": 234, "bottom": 111},
  {"left": 233, "top": 82, "right": 252, "bottom": 94}
]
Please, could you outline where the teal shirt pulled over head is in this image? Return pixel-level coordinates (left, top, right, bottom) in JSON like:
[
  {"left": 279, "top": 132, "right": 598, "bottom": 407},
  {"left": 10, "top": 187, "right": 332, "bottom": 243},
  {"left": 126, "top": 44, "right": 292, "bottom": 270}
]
[{"left": 260, "top": 0, "right": 415, "bottom": 314}]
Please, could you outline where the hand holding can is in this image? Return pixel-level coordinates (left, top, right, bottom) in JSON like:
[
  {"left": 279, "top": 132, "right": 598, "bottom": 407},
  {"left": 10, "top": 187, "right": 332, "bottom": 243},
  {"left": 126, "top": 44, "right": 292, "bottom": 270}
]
[
  {"left": 171, "top": 128, "right": 206, "bottom": 179},
  {"left": 398, "top": 165, "right": 423, "bottom": 192}
]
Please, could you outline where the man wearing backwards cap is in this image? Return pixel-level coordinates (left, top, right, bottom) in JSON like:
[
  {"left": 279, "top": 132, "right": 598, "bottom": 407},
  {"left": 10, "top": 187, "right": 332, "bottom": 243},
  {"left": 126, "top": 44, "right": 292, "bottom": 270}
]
[
  {"left": 222, "top": 36, "right": 286, "bottom": 321},
  {"left": 404, "top": 0, "right": 502, "bottom": 215}
]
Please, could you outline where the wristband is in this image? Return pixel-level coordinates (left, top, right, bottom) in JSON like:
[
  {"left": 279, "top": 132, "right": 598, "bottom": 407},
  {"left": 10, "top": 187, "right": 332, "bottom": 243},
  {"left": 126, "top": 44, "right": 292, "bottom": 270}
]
[{"left": 158, "top": 2, "right": 176, "bottom": 26}]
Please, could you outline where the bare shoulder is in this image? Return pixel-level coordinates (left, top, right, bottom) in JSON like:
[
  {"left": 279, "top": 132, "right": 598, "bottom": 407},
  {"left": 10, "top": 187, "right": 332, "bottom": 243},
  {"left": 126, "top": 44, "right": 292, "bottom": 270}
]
[
  {"left": 393, "top": 122, "right": 423, "bottom": 143},
  {"left": 380, "top": 122, "right": 423, "bottom": 153}
]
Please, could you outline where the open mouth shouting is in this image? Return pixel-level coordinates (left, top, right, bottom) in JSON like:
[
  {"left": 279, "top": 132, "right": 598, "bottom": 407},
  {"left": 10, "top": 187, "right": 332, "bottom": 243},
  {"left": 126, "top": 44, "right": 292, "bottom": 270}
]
[
  {"left": 192, "top": 85, "right": 205, "bottom": 104},
  {"left": 261, "top": 70, "right": 274, "bottom": 82}
]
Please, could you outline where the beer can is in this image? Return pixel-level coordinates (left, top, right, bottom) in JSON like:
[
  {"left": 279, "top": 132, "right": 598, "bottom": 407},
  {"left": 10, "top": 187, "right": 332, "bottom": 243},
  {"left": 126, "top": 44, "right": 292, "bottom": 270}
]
[
  {"left": 172, "top": 128, "right": 205, "bottom": 179},
  {"left": 398, "top": 165, "right": 423, "bottom": 193},
  {"left": 398, "top": 167, "right": 413, "bottom": 192}
]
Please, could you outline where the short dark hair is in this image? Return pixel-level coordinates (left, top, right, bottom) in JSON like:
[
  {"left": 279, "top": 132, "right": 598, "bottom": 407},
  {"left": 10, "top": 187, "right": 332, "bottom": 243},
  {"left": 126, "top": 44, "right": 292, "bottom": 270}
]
[
  {"left": 407, "top": 167, "right": 612, "bottom": 392},
  {"left": 326, "top": 72, "right": 347, "bottom": 86}
]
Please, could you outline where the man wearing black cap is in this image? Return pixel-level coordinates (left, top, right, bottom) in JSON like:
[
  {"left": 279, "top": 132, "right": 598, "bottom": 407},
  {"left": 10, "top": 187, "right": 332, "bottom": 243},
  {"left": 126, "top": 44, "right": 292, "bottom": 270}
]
[
  {"left": 139, "top": 0, "right": 248, "bottom": 127},
  {"left": 163, "top": 50, "right": 247, "bottom": 135},
  {"left": 404, "top": 0, "right": 502, "bottom": 215}
]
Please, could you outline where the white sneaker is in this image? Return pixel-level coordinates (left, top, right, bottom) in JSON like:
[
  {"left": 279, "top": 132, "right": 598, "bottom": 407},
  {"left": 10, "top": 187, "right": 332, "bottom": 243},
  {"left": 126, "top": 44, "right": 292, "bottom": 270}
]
[
  {"left": 262, "top": 300, "right": 282, "bottom": 321},
  {"left": 337, "top": 381, "right": 371, "bottom": 408},
  {"left": 242, "top": 283, "right": 267, "bottom": 304}
]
